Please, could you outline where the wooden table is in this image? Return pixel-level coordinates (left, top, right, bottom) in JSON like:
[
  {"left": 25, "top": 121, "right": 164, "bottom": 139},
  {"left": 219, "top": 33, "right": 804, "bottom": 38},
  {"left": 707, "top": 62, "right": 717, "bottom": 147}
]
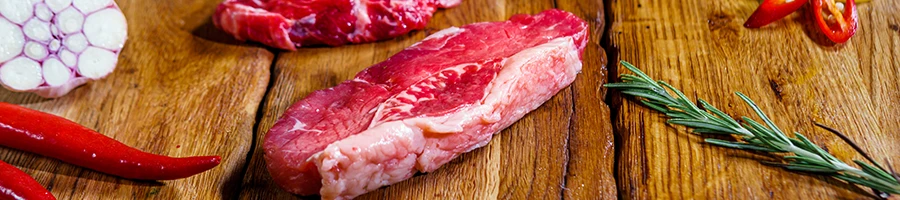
[
  {"left": 1, "top": 0, "right": 897, "bottom": 199},
  {"left": 610, "top": 0, "right": 900, "bottom": 199},
  {"left": 1, "top": 0, "right": 612, "bottom": 199}
]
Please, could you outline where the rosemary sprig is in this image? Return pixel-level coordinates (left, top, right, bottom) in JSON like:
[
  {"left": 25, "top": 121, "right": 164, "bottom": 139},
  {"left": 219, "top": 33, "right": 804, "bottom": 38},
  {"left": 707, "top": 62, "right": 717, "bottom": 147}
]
[{"left": 604, "top": 61, "right": 900, "bottom": 196}]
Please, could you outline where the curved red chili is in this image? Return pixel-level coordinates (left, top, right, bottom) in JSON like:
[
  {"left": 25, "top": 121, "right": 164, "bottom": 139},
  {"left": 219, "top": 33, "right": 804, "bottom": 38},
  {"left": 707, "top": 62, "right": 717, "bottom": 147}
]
[
  {"left": 744, "top": 0, "right": 809, "bottom": 28},
  {"left": 0, "top": 160, "right": 55, "bottom": 200},
  {"left": 0, "top": 102, "right": 221, "bottom": 180}
]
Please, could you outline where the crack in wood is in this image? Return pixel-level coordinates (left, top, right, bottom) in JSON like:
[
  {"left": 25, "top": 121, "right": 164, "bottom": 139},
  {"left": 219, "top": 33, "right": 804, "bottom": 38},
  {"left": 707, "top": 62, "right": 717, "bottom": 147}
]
[
  {"left": 236, "top": 51, "right": 279, "bottom": 199},
  {"left": 560, "top": 85, "right": 576, "bottom": 200}
]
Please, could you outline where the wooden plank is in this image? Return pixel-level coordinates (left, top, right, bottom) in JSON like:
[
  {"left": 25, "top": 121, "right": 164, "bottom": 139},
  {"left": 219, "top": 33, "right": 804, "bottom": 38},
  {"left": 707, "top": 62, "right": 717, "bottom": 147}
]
[
  {"left": 609, "top": 0, "right": 900, "bottom": 199},
  {"left": 239, "top": 0, "right": 616, "bottom": 199},
  {"left": 555, "top": 0, "right": 618, "bottom": 199},
  {"left": 0, "top": 0, "right": 272, "bottom": 199}
]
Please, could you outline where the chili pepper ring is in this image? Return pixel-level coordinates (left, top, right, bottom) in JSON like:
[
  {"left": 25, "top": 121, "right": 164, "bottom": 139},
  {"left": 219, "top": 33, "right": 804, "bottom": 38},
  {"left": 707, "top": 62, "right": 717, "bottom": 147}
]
[
  {"left": 812, "top": 0, "right": 858, "bottom": 43},
  {"left": 0, "top": 102, "right": 221, "bottom": 180}
]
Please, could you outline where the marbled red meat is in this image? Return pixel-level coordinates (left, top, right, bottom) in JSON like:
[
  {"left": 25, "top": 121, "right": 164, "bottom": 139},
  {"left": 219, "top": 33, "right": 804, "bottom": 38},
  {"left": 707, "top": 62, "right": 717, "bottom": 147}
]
[
  {"left": 213, "top": 0, "right": 461, "bottom": 50},
  {"left": 264, "top": 9, "right": 588, "bottom": 199}
]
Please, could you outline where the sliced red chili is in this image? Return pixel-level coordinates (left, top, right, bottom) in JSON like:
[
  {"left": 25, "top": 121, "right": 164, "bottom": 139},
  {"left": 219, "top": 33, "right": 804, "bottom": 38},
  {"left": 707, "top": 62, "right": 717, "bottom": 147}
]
[
  {"left": 0, "top": 102, "right": 221, "bottom": 180},
  {"left": 0, "top": 160, "right": 55, "bottom": 200},
  {"left": 744, "top": 0, "right": 809, "bottom": 28},
  {"left": 812, "top": 0, "right": 858, "bottom": 43}
]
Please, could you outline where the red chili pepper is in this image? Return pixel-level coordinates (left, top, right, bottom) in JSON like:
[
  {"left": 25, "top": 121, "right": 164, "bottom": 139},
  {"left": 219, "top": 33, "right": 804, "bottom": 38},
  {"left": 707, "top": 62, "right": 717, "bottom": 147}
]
[
  {"left": 744, "top": 0, "right": 809, "bottom": 28},
  {"left": 0, "top": 160, "right": 55, "bottom": 200},
  {"left": 812, "top": 0, "right": 858, "bottom": 43},
  {"left": 0, "top": 102, "right": 221, "bottom": 180}
]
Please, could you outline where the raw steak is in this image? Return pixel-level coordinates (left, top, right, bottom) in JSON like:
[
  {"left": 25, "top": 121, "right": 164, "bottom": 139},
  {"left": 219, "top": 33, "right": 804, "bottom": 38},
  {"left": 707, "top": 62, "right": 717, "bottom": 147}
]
[
  {"left": 213, "top": 0, "right": 461, "bottom": 50},
  {"left": 265, "top": 9, "right": 588, "bottom": 199}
]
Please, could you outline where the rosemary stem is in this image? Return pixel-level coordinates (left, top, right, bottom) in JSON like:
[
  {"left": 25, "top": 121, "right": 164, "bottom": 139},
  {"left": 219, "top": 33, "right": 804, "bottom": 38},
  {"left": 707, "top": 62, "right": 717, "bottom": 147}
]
[
  {"left": 607, "top": 61, "right": 900, "bottom": 196},
  {"left": 837, "top": 162, "right": 900, "bottom": 191},
  {"left": 733, "top": 127, "right": 754, "bottom": 137},
  {"left": 785, "top": 132, "right": 900, "bottom": 191},
  {"left": 786, "top": 146, "right": 823, "bottom": 162}
]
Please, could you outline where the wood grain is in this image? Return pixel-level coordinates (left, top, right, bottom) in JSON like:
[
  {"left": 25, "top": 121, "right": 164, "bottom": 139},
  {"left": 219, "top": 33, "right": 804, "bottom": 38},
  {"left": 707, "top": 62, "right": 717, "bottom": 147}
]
[
  {"left": 1, "top": 0, "right": 615, "bottom": 199},
  {"left": 609, "top": 0, "right": 900, "bottom": 199},
  {"left": 0, "top": 0, "right": 271, "bottom": 199},
  {"left": 238, "top": 0, "right": 616, "bottom": 199},
  {"left": 556, "top": 1, "right": 618, "bottom": 199}
]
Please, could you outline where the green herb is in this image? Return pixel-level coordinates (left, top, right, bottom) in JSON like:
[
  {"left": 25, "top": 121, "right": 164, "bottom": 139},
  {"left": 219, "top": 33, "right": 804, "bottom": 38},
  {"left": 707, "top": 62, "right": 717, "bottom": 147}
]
[{"left": 604, "top": 61, "right": 900, "bottom": 197}]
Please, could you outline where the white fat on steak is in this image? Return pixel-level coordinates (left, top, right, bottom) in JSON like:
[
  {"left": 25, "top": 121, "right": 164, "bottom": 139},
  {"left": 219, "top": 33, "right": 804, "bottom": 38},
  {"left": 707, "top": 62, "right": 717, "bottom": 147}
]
[{"left": 314, "top": 37, "right": 582, "bottom": 199}]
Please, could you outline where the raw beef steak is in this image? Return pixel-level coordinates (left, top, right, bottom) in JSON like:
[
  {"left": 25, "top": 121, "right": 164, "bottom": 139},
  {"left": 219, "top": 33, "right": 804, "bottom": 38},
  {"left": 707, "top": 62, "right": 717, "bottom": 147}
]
[
  {"left": 265, "top": 9, "right": 588, "bottom": 199},
  {"left": 213, "top": 0, "right": 460, "bottom": 50}
]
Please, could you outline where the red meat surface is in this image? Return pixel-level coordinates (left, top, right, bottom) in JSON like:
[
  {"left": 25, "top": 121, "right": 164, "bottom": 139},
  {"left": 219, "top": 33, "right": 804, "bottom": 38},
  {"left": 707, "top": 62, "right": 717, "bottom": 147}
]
[
  {"left": 264, "top": 9, "right": 588, "bottom": 199},
  {"left": 213, "top": 0, "right": 461, "bottom": 50}
]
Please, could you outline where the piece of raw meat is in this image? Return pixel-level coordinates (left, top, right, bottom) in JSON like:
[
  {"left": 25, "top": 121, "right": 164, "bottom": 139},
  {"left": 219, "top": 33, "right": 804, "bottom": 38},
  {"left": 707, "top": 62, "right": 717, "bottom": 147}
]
[
  {"left": 0, "top": 0, "right": 127, "bottom": 98},
  {"left": 265, "top": 9, "right": 588, "bottom": 199},
  {"left": 213, "top": 0, "right": 461, "bottom": 50}
]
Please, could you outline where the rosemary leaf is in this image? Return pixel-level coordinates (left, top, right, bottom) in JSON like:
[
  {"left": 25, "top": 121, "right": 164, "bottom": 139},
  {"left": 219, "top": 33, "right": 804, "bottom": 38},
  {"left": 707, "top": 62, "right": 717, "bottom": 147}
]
[
  {"left": 835, "top": 174, "right": 900, "bottom": 194},
  {"left": 785, "top": 156, "right": 834, "bottom": 168},
  {"left": 620, "top": 61, "right": 658, "bottom": 87},
  {"left": 794, "top": 133, "right": 841, "bottom": 164},
  {"left": 604, "top": 82, "right": 655, "bottom": 90},
  {"left": 660, "top": 82, "right": 706, "bottom": 119},
  {"left": 855, "top": 160, "right": 900, "bottom": 184},
  {"left": 784, "top": 163, "right": 840, "bottom": 174},
  {"left": 739, "top": 119, "right": 786, "bottom": 150},
  {"left": 736, "top": 93, "right": 792, "bottom": 144},
  {"left": 667, "top": 119, "right": 736, "bottom": 134},
  {"left": 622, "top": 90, "right": 677, "bottom": 106},
  {"left": 698, "top": 99, "right": 744, "bottom": 131},
  {"left": 705, "top": 139, "right": 777, "bottom": 152},
  {"left": 640, "top": 100, "right": 670, "bottom": 113},
  {"left": 692, "top": 128, "right": 726, "bottom": 134},
  {"left": 665, "top": 110, "right": 695, "bottom": 120},
  {"left": 620, "top": 75, "right": 644, "bottom": 83}
]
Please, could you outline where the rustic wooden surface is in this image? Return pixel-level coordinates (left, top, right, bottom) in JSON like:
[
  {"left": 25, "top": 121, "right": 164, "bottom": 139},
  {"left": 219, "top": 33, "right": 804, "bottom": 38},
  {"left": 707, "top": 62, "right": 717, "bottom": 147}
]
[
  {"left": 609, "top": 0, "right": 900, "bottom": 199},
  {"left": 0, "top": 0, "right": 272, "bottom": 199},
  {"left": 238, "top": 0, "right": 616, "bottom": 199},
  {"left": 0, "top": 0, "right": 616, "bottom": 199}
]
